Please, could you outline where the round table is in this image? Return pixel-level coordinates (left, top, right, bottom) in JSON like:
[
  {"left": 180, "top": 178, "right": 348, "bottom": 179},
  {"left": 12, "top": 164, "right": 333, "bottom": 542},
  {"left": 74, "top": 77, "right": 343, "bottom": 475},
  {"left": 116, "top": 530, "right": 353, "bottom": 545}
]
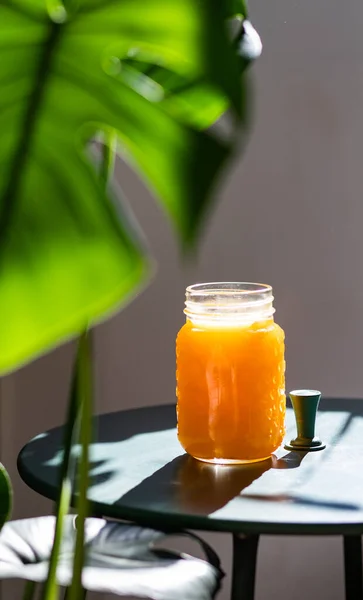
[{"left": 18, "top": 398, "right": 363, "bottom": 600}]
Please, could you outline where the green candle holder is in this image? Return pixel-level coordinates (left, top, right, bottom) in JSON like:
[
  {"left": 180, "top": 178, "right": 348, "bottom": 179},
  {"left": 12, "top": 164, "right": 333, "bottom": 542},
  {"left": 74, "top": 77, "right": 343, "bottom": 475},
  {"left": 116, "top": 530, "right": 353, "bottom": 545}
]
[{"left": 285, "top": 389, "right": 326, "bottom": 452}]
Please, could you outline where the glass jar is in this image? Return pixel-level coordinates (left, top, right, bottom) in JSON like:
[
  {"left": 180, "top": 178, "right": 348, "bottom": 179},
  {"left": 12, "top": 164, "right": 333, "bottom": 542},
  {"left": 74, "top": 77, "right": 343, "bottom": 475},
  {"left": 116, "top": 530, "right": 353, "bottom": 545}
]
[{"left": 176, "top": 282, "right": 286, "bottom": 464}]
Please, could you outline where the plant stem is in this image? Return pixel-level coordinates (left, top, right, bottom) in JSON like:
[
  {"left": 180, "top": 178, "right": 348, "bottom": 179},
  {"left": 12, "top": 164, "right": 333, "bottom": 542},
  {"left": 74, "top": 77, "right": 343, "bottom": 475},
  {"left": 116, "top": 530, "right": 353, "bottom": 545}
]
[
  {"left": 42, "top": 342, "right": 82, "bottom": 600},
  {"left": 67, "top": 133, "right": 116, "bottom": 600},
  {"left": 100, "top": 130, "right": 117, "bottom": 189},
  {"left": 22, "top": 581, "right": 37, "bottom": 600},
  {"left": 68, "top": 331, "right": 93, "bottom": 600},
  {"left": 64, "top": 588, "right": 87, "bottom": 600}
]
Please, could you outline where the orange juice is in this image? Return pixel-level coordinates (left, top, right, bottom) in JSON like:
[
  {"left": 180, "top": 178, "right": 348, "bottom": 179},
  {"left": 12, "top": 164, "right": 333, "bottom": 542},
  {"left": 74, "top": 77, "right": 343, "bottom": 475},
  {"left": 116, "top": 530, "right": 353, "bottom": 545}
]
[{"left": 176, "top": 283, "right": 286, "bottom": 464}]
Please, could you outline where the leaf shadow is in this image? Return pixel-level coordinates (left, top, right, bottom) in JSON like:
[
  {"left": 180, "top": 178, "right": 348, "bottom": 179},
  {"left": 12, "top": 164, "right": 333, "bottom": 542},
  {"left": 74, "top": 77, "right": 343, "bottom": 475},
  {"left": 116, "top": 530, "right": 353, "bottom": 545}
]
[
  {"left": 240, "top": 493, "right": 360, "bottom": 512},
  {"left": 18, "top": 401, "right": 363, "bottom": 522},
  {"left": 114, "top": 450, "right": 308, "bottom": 518},
  {"left": 18, "top": 405, "right": 177, "bottom": 506}
]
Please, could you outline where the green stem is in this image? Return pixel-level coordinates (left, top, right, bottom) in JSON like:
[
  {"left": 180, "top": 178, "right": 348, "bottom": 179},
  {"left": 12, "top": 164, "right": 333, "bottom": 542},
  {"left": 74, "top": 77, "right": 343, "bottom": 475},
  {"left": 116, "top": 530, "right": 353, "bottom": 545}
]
[
  {"left": 42, "top": 343, "right": 82, "bottom": 600},
  {"left": 64, "top": 588, "right": 87, "bottom": 600},
  {"left": 68, "top": 331, "right": 93, "bottom": 600},
  {"left": 22, "top": 581, "right": 37, "bottom": 600},
  {"left": 100, "top": 130, "right": 117, "bottom": 189},
  {"left": 66, "top": 134, "right": 116, "bottom": 600}
]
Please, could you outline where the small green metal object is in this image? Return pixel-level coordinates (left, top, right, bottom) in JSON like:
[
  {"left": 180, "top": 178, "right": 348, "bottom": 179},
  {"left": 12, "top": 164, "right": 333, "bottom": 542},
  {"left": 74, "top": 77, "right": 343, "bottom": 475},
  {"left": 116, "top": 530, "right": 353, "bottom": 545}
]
[{"left": 285, "top": 389, "right": 326, "bottom": 452}]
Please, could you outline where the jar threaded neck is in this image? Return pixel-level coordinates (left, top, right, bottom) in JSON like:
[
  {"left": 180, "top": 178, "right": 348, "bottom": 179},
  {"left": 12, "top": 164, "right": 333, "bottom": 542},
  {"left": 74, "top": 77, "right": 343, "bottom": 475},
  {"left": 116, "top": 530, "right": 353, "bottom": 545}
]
[{"left": 184, "top": 282, "right": 275, "bottom": 324}]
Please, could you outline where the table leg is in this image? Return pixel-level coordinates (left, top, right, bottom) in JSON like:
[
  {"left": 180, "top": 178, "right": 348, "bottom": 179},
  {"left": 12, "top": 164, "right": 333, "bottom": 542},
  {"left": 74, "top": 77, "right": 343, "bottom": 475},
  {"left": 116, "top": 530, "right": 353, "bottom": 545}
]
[
  {"left": 343, "top": 536, "right": 363, "bottom": 600},
  {"left": 231, "top": 534, "right": 259, "bottom": 600}
]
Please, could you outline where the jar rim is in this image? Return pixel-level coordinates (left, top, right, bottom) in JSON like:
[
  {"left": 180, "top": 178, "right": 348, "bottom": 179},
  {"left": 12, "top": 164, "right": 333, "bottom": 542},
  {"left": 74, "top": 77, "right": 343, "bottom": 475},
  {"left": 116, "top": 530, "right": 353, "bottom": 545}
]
[
  {"left": 184, "top": 282, "right": 275, "bottom": 323},
  {"left": 186, "top": 282, "right": 272, "bottom": 296}
]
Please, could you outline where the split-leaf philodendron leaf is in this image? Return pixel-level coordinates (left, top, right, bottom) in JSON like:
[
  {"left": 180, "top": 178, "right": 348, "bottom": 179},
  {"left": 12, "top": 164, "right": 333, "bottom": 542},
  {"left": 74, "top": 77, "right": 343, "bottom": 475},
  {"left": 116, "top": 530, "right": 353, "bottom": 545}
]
[{"left": 0, "top": 0, "right": 256, "bottom": 374}]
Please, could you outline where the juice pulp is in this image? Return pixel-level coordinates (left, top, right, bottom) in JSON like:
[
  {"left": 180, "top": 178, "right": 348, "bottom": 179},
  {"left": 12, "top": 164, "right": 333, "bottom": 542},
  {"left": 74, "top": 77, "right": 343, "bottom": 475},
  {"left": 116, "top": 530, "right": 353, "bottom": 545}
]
[{"left": 176, "top": 318, "right": 286, "bottom": 463}]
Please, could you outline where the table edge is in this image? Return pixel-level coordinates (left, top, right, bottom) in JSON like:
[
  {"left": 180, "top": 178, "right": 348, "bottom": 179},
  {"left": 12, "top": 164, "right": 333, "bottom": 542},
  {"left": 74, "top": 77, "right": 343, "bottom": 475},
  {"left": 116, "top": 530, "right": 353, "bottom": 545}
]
[
  {"left": 17, "top": 444, "right": 363, "bottom": 537},
  {"left": 18, "top": 400, "right": 363, "bottom": 537}
]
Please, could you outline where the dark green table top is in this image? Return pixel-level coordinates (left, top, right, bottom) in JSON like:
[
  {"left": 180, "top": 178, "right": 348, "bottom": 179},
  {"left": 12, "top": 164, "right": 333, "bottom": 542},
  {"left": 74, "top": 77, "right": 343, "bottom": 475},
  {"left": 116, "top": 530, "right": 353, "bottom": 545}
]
[{"left": 17, "top": 398, "right": 363, "bottom": 535}]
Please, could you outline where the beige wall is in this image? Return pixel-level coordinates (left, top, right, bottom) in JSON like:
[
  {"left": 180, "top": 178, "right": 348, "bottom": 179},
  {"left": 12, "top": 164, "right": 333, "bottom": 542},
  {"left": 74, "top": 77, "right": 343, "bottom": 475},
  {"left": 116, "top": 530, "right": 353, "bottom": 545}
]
[{"left": 2, "top": 0, "right": 363, "bottom": 597}]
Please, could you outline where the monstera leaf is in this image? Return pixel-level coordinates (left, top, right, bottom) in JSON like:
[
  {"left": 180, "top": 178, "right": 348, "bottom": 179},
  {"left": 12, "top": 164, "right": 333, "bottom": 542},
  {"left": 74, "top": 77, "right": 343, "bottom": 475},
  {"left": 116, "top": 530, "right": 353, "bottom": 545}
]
[
  {"left": 0, "top": 516, "right": 222, "bottom": 600},
  {"left": 118, "top": 17, "right": 261, "bottom": 130},
  {"left": 0, "top": 0, "right": 244, "bottom": 375},
  {"left": 118, "top": 1, "right": 262, "bottom": 131}
]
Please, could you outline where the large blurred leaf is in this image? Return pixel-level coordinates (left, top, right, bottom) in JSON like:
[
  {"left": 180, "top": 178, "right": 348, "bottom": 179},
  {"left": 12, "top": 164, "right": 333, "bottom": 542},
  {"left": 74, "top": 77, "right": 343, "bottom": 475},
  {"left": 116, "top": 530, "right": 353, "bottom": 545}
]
[
  {"left": 0, "top": 516, "right": 221, "bottom": 599},
  {"left": 118, "top": 14, "right": 261, "bottom": 131},
  {"left": 0, "top": 0, "right": 242, "bottom": 374}
]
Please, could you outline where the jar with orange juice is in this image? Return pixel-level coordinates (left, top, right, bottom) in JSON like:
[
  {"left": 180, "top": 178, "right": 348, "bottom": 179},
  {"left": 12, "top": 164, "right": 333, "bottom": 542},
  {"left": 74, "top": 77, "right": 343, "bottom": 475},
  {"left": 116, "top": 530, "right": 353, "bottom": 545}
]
[{"left": 176, "top": 282, "right": 286, "bottom": 464}]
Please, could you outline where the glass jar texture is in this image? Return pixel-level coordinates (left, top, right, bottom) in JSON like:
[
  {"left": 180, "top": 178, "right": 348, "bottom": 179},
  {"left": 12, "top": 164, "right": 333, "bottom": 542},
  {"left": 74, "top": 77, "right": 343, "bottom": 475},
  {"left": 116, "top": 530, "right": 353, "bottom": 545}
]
[{"left": 176, "top": 282, "right": 286, "bottom": 464}]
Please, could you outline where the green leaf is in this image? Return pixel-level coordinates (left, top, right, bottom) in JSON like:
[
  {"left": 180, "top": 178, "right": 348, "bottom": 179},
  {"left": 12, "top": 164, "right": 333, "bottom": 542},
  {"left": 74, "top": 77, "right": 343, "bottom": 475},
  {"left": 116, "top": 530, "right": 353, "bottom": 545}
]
[
  {"left": 0, "top": 0, "right": 242, "bottom": 374},
  {"left": 226, "top": 0, "right": 249, "bottom": 19},
  {"left": 0, "top": 465, "right": 12, "bottom": 531},
  {"left": 119, "top": 59, "right": 229, "bottom": 131},
  {"left": 0, "top": 516, "right": 222, "bottom": 600},
  {"left": 117, "top": 17, "right": 261, "bottom": 131}
]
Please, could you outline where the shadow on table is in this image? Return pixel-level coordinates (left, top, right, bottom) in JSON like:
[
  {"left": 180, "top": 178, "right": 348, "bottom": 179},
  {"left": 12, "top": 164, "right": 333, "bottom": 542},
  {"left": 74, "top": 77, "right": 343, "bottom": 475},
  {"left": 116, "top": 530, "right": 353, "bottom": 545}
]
[
  {"left": 241, "top": 492, "right": 360, "bottom": 511},
  {"left": 115, "top": 450, "right": 307, "bottom": 516},
  {"left": 19, "top": 401, "right": 362, "bottom": 516}
]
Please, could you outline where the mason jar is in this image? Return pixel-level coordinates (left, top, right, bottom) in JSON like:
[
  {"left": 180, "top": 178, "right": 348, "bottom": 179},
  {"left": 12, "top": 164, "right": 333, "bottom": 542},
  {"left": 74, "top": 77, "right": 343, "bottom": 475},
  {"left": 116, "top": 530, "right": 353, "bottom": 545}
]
[{"left": 176, "top": 282, "right": 286, "bottom": 464}]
